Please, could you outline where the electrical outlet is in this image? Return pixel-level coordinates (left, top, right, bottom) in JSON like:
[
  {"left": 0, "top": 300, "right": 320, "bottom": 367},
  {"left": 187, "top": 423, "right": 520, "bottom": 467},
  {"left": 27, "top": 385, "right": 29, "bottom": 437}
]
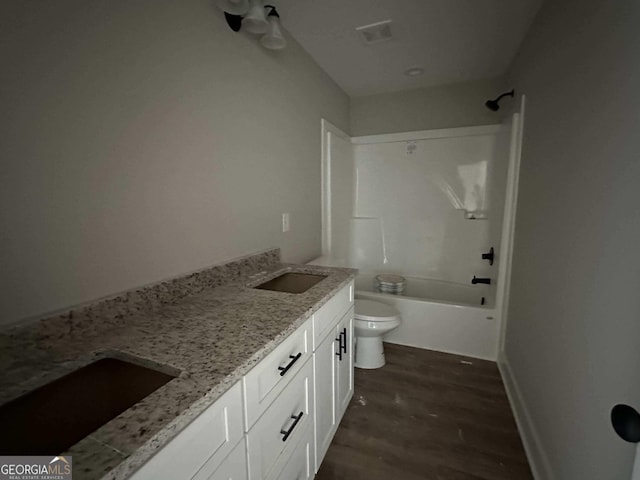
[{"left": 282, "top": 213, "right": 290, "bottom": 233}]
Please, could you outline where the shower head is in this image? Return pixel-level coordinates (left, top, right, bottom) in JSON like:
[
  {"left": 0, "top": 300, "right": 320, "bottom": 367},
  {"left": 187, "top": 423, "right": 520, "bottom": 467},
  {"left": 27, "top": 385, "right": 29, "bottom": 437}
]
[
  {"left": 485, "top": 99, "right": 500, "bottom": 111},
  {"left": 485, "top": 89, "right": 515, "bottom": 111}
]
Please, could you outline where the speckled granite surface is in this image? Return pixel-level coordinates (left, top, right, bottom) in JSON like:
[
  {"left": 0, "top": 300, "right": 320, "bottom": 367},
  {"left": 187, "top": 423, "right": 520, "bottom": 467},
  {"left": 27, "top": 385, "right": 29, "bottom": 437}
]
[{"left": 0, "top": 249, "right": 357, "bottom": 480}]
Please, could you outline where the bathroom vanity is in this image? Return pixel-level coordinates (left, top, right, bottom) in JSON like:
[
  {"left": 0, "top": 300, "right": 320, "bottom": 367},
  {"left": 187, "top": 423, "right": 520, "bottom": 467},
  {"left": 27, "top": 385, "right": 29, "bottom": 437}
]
[
  {"left": 0, "top": 249, "right": 356, "bottom": 480},
  {"left": 130, "top": 280, "right": 354, "bottom": 480}
]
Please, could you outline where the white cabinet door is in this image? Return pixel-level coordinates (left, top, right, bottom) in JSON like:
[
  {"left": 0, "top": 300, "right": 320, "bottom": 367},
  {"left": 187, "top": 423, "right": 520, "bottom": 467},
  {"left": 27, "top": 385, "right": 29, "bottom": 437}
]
[
  {"left": 312, "top": 329, "right": 339, "bottom": 472},
  {"left": 130, "top": 382, "right": 244, "bottom": 480},
  {"left": 335, "top": 307, "right": 354, "bottom": 422},
  {"left": 246, "top": 358, "right": 314, "bottom": 480},
  {"left": 196, "top": 439, "right": 248, "bottom": 480}
]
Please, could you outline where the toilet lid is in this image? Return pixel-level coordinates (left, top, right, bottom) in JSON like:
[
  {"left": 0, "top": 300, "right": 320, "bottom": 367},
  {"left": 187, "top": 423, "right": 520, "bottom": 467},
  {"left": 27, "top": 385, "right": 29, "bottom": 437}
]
[{"left": 355, "top": 299, "right": 399, "bottom": 322}]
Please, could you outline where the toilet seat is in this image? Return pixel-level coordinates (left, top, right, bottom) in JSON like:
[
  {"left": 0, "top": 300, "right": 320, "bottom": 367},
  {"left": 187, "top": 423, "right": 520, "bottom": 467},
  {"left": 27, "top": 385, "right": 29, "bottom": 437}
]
[{"left": 355, "top": 299, "right": 400, "bottom": 322}]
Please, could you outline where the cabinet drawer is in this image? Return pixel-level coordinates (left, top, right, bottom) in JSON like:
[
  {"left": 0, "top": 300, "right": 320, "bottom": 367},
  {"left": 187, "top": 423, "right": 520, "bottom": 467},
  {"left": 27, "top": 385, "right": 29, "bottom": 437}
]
[
  {"left": 312, "top": 282, "right": 353, "bottom": 350},
  {"left": 246, "top": 358, "right": 314, "bottom": 480},
  {"left": 131, "top": 382, "right": 243, "bottom": 480},
  {"left": 265, "top": 422, "right": 313, "bottom": 480},
  {"left": 243, "top": 320, "right": 310, "bottom": 430},
  {"left": 195, "top": 436, "right": 248, "bottom": 480}
]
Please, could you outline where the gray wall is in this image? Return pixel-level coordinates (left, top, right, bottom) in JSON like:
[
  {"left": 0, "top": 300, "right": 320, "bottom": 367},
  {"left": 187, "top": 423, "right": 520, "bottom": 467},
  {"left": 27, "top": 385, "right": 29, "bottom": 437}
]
[
  {"left": 504, "top": 0, "right": 640, "bottom": 478},
  {"left": 0, "top": 0, "right": 349, "bottom": 325},
  {"left": 350, "top": 78, "right": 507, "bottom": 136}
]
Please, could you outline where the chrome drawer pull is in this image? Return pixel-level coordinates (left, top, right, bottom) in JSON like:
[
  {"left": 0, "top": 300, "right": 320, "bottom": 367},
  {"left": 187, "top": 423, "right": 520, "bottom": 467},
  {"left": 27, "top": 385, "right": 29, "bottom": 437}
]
[
  {"left": 280, "top": 411, "right": 304, "bottom": 442},
  {"left": 278, "top": 352, "right": 302, "bottom": 377}
]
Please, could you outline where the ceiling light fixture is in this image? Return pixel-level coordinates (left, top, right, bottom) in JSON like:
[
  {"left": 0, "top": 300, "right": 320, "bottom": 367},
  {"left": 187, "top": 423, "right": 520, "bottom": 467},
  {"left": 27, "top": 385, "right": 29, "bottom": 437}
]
[
  {"left": 218, "top": 0, "right": 287, "bottom": 50},
  {"left": 260, "top": 7, "right": 286, "bottom": 50},
  {"left": 404, "top": 67, "right": 425, "bottom": 77}
]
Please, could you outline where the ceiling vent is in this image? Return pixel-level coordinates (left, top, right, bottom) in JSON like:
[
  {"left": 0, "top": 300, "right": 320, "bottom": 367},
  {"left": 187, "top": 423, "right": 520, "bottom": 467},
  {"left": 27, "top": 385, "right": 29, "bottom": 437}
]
[{"left": 356, "top": 20, "right": 393, "bottom": 45}]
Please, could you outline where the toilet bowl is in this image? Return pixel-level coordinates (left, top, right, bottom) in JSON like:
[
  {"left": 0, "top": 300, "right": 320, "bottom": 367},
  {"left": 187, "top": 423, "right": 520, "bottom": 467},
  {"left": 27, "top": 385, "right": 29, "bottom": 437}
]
[{"left": 354, "top": 299, "right": 401, "bottom": 369}]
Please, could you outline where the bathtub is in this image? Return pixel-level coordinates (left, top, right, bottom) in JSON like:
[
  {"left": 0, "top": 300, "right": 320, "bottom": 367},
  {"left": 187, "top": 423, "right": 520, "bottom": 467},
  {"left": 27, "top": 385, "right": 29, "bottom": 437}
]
[
  {"left": 309, "top": 256, "right": 499, "bottom": 360},
  {"left": 355, "top": 272, "right": 489, "bottom": 307}
]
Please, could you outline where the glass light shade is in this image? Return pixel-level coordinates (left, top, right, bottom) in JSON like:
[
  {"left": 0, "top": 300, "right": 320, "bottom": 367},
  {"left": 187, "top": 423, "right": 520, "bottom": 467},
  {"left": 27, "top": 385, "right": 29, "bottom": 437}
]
[
  {"left": 242, "top": 0, "right": 268, "bottom": 34},
  {"left": 217, "top": 0, "right": 249, "bottom": 15},
  {"left": 261, "top": 16, "right": 286, "bottom": 50}
]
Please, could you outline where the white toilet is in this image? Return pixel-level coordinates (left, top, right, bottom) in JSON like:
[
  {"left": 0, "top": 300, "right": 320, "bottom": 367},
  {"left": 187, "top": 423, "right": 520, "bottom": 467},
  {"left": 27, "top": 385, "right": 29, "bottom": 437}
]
[{"left": 354, "top": 299, "right": 401, "bottom": 369}]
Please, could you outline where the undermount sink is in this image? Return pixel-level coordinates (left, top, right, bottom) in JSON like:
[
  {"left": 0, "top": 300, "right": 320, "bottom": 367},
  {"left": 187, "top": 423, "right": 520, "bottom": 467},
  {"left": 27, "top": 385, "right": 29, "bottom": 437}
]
[
  {"left": 0, "top": 357, "right": 176, "bottom": 455},
  {"left": 254, "top": 272, "right": 327, "bottom": 294}
]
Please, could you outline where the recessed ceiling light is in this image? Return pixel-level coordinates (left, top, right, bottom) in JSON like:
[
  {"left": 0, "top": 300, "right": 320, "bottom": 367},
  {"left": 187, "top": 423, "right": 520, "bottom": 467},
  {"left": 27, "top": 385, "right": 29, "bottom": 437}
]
[{"left": 404, "top": 67, "right": 425, "bottom": 77}]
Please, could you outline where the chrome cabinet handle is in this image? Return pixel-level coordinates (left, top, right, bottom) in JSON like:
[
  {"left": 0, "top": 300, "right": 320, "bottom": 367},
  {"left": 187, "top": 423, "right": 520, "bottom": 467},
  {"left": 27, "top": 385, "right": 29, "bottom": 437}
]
[
  {"left": 280, "top": 411, "right": 304, "bottom": 442},
  {"left": 278, "top": 353, "right": 302, "bottom": 377}
]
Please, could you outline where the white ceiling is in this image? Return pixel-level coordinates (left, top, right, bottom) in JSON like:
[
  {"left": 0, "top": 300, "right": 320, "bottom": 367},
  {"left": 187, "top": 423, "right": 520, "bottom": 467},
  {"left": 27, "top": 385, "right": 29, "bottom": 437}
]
[{"left": 276, "top": 0, "right": 543, "bottom": 97}]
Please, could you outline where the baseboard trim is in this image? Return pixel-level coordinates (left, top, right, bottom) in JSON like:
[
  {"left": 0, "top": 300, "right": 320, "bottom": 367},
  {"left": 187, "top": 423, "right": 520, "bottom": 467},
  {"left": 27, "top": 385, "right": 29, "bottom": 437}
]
[
  {"left": 497, "top": 350, "right": 554, "bottom": 480},
  {"left": 384, "top": 339, "right": 496, "bottom": 362}
]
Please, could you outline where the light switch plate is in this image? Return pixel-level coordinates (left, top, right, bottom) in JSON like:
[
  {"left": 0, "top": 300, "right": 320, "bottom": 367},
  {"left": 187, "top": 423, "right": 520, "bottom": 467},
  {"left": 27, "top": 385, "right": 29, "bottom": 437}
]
[{"left": 282, "top": 213, "right": 290, "bottom": 232}]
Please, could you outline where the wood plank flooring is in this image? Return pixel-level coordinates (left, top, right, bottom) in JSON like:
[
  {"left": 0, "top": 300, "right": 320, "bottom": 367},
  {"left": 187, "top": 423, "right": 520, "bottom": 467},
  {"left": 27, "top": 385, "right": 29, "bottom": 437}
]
[{"left": 316, "top": 343, "right": 533, "bottom": 480}]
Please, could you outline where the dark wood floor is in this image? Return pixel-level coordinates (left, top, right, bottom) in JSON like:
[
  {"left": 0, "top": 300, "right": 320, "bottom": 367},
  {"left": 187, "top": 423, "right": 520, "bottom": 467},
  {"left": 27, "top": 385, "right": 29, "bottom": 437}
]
[{"left": 316, "top": 343, "right": 533, "bottom": 480}]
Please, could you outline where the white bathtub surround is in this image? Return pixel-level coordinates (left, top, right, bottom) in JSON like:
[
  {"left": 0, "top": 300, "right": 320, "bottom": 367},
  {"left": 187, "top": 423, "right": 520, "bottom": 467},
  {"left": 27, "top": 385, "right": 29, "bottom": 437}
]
[
  {"left": 318, "top": 117, "right": 523, "bottom": 362},
  {"left": 349, "top": 125, "right": 510, "bottom": 288}
]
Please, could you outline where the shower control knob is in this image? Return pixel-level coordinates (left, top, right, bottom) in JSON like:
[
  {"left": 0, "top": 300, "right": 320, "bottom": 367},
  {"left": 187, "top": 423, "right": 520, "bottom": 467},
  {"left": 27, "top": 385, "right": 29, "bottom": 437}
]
[{"left": 482, "top": 247, "right": 495, "bottom": 265}]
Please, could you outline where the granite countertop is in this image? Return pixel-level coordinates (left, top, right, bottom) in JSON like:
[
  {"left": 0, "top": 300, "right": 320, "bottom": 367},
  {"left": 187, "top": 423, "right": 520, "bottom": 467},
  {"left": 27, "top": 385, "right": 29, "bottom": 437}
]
[{"left": 0, "top": 249, "right": 357, "bottom": 480}]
